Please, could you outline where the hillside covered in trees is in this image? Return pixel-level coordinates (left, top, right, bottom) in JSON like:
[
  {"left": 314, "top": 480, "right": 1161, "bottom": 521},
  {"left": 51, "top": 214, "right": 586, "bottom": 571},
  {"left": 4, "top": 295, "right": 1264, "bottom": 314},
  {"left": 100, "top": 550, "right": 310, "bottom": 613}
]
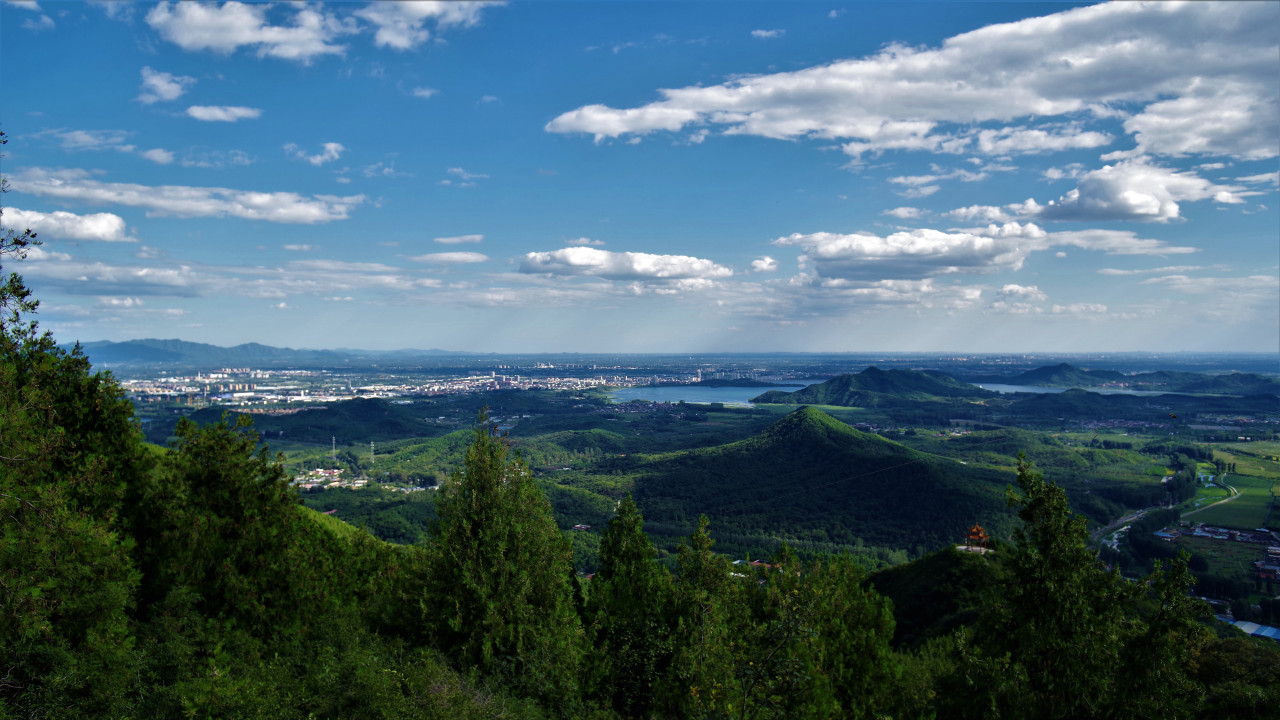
[
  {"left": 751, "top": 366, "right": 991, "bottom": 406},
  {"left": 631, "top": 406, "right": 1013, "bottom": 558}
]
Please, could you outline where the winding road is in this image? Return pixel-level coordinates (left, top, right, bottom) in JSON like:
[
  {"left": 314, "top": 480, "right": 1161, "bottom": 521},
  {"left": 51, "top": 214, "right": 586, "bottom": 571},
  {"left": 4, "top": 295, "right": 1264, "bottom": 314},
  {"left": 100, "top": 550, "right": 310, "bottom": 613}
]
[
  {"left": 1180, "top": 475, "right": 1238, "bottom": 519},
  {"left": 1089, "top": 475, "right": 1237, "bottom": 544}
]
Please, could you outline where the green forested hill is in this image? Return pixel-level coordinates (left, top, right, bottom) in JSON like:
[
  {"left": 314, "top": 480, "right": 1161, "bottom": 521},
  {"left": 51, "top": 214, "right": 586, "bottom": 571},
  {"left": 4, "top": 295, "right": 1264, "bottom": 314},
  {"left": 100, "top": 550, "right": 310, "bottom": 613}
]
[
  {"left": 179, "top": 397, "right": 452, "bottom": 445},
  {"left": 868, "top": 546, "right": 1006, "bottom": 647},
  {"left": 752, "top": 366, "right": 989, "bottom": 406},
  {"left": 1007, "top": 388, "right": 1280, "bottom": 421},
  {"left": 997, "top": 362, "right": 1124, "bottom": 386},
  {"left": 966, "top": 363, "right": 1280, "bottom": 395},
  {"left": 632, "top": 407, "right": 1012, "bottom": 560},
  {"left": 1177, "top": 372, "right": 1280, "bottom": 395}
]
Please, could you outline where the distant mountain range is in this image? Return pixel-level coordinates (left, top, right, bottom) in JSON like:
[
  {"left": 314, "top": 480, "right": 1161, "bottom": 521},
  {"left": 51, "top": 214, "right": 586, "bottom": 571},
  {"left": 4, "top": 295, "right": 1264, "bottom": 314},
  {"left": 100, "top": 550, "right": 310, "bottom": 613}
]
[
  {"left": 70, "top": 338, "right": 471, "bottom": 368},
  {"left": 966, "top": 362, "right": 1280, "bottom": 395}
]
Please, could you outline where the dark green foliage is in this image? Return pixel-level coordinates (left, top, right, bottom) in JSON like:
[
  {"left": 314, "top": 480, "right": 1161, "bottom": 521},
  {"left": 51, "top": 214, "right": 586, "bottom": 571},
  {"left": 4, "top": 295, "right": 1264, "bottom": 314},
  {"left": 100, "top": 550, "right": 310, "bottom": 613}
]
[
  {"left": 1007, "top": 388, "right": 1279, "bottom": 425},
  {"left": 660, "top": 516, "right": 740, "bottom": 717},
  {"left": 633, "top": 407, "right": 1012, "bottom": 558},
  {"left": 738, "top": 550, "right": 901, "bottom": 720},
  {"left": 0, "top": 241, "right": 145, "bottom": 714},
  {"left": 178, "top": 396, "right": 452, "bottom": 445},
  {"left": 940, "top": 457, "right": 1210, "bottom": 720},
  {"left": 1177, "top": 372, "right": 1280, "bottom": 395},
  {"left": 870, "top": 546, "right": 1005, "bottom": 647},
  {"left": 1123, "top": 507, "right": 1182, "bottom": 567},
  {"left": 657, "top": 522, "right": 901, "bottom": 720},
  {"left": 1191, "top": 637, "right": 1280, "bottom": 718},
  {"left": 753, "top": 366, "right": 989, "bottom": 405},
  {"left": 971, "top": 362, "right": 1125, "bottom": 387},
  {"left": 133, "top": 415, "right": 350, "bottom": 639},
  {"left": 302, "top": 486, "right": 438, "bottom": 544},
  {"left": 584, "top": 495, "right": 677, "bottom": 717},
  {"left": 425, "top": 415, "right": 585, "bottom": 706}
]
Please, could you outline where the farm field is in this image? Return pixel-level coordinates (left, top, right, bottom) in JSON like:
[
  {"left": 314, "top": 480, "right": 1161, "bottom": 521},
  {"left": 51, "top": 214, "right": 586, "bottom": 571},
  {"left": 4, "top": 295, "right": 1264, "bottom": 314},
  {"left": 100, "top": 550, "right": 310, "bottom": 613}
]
[
  {"left": 1202, "top": 442, "right": 1279, "bottom": 530},
  {"left": 1186, "top": 474, "right": 1275, "bottom": 529},
  {"left": 1180, "top": 482, "right": 1232, "bottom": 512},
  {"left": 1173, "top": 535, "right": 1267, "bottom": 587}
]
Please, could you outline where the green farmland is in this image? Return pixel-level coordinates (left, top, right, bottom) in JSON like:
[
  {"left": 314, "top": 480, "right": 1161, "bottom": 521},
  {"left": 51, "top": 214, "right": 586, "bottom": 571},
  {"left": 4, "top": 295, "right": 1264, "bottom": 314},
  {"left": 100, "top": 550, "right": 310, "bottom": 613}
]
[{"left": 1190, "top": 441, "right": 1279, "bottom": 530}]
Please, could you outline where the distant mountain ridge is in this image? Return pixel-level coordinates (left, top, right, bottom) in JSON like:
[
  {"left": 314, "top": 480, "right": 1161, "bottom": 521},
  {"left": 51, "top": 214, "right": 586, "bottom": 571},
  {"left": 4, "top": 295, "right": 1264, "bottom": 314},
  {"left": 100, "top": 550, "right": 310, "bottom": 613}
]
[
  {"left": 72, "top": 338, "right": 468, "bottom": 368},
  {"left": 751, "top": 366, "right": 989, "bottom": 406},
  {"left": 967, "top": 362, "right": 1280, "bottom": 395}
]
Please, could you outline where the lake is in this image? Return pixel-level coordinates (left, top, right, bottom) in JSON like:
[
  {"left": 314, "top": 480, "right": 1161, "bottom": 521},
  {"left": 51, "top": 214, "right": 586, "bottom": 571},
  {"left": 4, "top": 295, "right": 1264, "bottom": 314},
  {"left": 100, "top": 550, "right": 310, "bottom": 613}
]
[{"left": 608, "top": 385, "right": 808, "bottom": 406}]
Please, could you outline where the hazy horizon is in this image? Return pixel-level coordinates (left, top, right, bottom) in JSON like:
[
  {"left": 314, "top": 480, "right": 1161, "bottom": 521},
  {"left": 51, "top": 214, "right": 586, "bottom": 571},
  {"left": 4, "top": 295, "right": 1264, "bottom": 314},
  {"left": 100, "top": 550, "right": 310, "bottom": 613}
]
[{"left": 3, "top": 1, "right": 1278, "bottom": 354}]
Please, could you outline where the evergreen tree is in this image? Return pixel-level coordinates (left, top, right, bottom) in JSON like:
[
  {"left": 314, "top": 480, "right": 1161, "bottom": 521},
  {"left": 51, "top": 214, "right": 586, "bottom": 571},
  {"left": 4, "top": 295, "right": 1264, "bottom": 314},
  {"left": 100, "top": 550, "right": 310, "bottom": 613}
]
[
  {"left": 804, "top": 553, "right": 900, "bottom": 718},
  {"left": 725, "top": 547, "right": 900, "bottom": 720},
  {"left": 132, "top": 415, "right": 350, "bottom": 640},
  {"left": 1, "top": 130, "right": 144, "bottom": 715},
  {"left": 946, "top": 455, "right": 1209, "bottom": 720},
  {"left": 425, "top": 413, "right": 583, "bottom": 706},
  {"left": 660, "top": 515, "right": 742, "bottom": 718},
  {"left": 585, "top": 494, "right": 676, "bottom": 718}
]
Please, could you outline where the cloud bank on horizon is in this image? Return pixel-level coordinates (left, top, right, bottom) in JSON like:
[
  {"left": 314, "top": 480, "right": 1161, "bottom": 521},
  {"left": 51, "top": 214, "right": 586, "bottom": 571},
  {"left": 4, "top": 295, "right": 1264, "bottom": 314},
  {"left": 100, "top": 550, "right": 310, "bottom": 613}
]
[{"left": 1, "top": 0, "right": 1276, "bottom": 353}]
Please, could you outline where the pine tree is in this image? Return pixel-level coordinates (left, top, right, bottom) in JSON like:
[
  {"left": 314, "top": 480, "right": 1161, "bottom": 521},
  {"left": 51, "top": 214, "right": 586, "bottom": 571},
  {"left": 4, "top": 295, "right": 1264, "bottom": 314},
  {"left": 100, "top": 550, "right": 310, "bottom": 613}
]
[
  {"left": 946, "top": 455, "right": 1210, "bottom": 720},
  {"left": 660, "top": 515, "right": 741, "bottom": 718},
  {"left": 425, "top": 413, "right": 583, "bottom": 706},
  {"left": 133, "top": 414, "right": 350, "bottom": 641},
  {"left": 585, "top": 494, "right": 676, "bottom": 717},
  {"left": 1, "top": 129, "right": 143, "bottom": 715}
]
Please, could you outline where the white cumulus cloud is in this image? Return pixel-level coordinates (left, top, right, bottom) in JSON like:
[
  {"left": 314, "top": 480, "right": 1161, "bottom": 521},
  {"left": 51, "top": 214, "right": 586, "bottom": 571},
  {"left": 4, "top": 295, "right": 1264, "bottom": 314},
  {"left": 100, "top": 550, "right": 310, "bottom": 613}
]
[
  {"left": 883, "top": 207, "right": 923, "bottom": 220},
  {"left": 751, "top": 256, "right": 779, "bottom": 272},
  {"left": 1033, "top": 161, "right": 1245, "bottom": 222},
  {"left": 12, "top": 167, "right": 364, "bottom": 224},
  {"left": 137, "top": 66, "right": 196, "bottom": 104},
  {"left": 146, "top": 1, "right": 353, "bottom": 62},
  {"left": 520, "top": 247, "right": 733, "bottom": 281},
  {"left": 186, "top": 105, "right": 262, "bottom": 122},
  {"left": 38, "top": 128, "right": 135, "bottom": 153},
  {"left": 3, "top": 207, "right": 133, "bottom": 242},
  {"left": 409, "top": 252, "right": 489, "bottom": 264},
  {"left": 997, "top": 284, "right": 1047, "bottom": 301},
  {"left": 284, "top": 141, "right": 345, "bottom": 166},
  {"left": 356, "top": 1, "right": 495, "bottom": 50},
  {"left": 774, "top": 227, "right": 1035, "bottom": 281},
  {"left": 547, "top": 2, "right": 1278, "bottom": 161},
  {"left": 141, "top": 148, "right": 175, "bottom": 164}
]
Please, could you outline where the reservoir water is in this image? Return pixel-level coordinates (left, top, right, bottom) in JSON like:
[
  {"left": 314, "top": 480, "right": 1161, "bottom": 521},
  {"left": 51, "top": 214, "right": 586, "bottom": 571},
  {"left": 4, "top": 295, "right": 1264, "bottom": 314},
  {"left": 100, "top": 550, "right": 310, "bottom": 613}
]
[{"left": 608, "top": 385, "right": 808, "bottom": 407}]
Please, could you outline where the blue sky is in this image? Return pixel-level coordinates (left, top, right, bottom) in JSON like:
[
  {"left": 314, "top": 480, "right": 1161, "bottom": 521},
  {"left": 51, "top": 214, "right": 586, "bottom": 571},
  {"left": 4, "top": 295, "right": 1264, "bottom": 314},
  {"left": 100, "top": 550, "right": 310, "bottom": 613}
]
[{"left": 2, "top": 1, "right": 1277, "bottom": 353}]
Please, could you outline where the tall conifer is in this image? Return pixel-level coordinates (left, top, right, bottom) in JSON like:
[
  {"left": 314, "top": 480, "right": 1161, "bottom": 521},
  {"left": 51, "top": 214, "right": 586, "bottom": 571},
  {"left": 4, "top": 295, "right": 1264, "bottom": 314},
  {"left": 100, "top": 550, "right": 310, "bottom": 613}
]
[
  {"left": 586, "top": 495, "right": 676, "bottom": 717},
  {"left": 426, "top": 413, "right": 583, "bottom": 706}
]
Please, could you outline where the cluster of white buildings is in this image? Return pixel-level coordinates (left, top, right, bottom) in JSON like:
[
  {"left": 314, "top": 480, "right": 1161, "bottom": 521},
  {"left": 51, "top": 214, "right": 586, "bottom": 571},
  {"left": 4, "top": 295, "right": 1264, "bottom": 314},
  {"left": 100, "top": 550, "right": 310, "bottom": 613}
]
[
  {"left": 291, "top": 468, "right": 367, "bottom": 490},
  {"left": 122, "top": 366, "right": 659, "bottom": 408}
]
